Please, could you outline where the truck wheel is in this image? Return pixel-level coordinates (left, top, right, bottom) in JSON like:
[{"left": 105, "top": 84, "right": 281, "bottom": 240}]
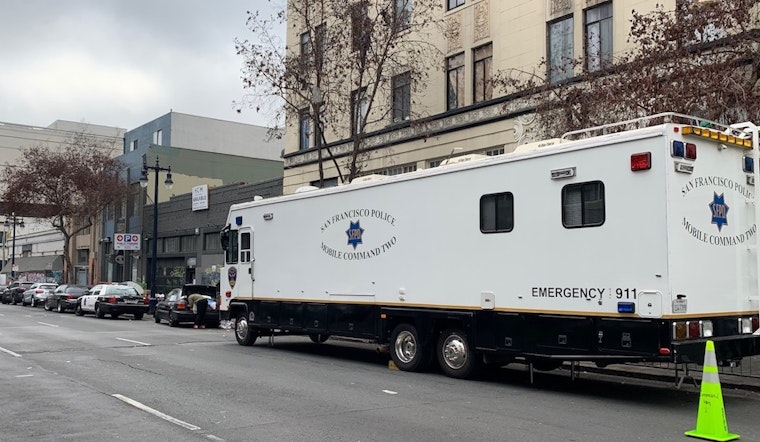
[
  {"left": 309, "top": 334, "right": 329, "bottom": 344},
  {"left": 390, "top": 324, "right": 431, "bottom": 372},
  {"left": 235, "top": 312, "right": 257, "bottom": 346},
  {"left": 437, "top": 328, "right": 480, "bottom": 379}
]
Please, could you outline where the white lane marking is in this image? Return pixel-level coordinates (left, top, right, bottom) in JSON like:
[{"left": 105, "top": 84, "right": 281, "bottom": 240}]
[
  {"left": 206, "top": 435, "right": 226, "bottom": 441},
  {"left": 15, "top": 374, "right": 33, "bottom": 378},
  {"left": 37, "top": 322, "right": 59, "bottom": 328},
  {"left": 382, "top": 390, "right": 398, "bottom": 395},
  {"left": 112, "top": 394, "right": 201, "bottom": 431},
  {"left": 0, "top": 346, "right": 22, "bottom": 357},
  {"left": 116, "top": 337, "right": 152, "bottom": 346}
]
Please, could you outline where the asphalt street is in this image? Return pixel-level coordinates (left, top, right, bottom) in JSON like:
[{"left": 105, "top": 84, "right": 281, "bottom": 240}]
[{"left": 1, "top": 304, "right": 759, "bottom": 442}]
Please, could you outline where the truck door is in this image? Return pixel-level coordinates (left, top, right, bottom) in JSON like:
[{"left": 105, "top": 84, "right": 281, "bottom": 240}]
[{"left": 239, "top": 228, "right": 254, "bottom": 284}]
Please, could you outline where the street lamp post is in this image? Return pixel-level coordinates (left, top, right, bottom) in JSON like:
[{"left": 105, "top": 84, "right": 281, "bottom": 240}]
[
  {"left": 3, "top": 213, "right": 25, "bottom": 280},
  {"left": 139, "top": 157, "right": 173, "bottom": 314}
]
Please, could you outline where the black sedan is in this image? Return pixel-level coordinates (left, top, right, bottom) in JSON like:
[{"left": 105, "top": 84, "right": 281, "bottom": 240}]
[
  {"left": 44, "top": 284, "right": 89, "bottom": 313},
  {"left": 76, "top": 285, "right": 148, "bottom": 319},
  {"left": 154, "top": 284, "right": 219, "bottom": 327},
  {"left": 1, "top": 282, "right": 32, "bottom": 305}
]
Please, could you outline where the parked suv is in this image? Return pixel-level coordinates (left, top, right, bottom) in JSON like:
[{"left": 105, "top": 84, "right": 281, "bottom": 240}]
[{"left": 1, "top": 282, "right": 33, "bottom": 305}]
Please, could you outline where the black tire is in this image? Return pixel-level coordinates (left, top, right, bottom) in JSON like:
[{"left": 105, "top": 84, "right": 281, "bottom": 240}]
[
  {"left": 111, "top": 313, "right": 120, "bottom": 319},
  {"left": 390, "top": 324, "right": 432, "bottom": 372},
  {"left": 309, "top": 333, "right": 329, "bottom": 344},
  {"left": 168, "top": 312, "right": 179, "bottom": 327},
  {"left": 154, "top": 313, "right": 161, "bottom": 323},
  {"left": 57, "top": 301, "right": 65, "bottom": 313},
  {"left": 75, "top": 303, "right": 84, "bottom": 316},
  {"left": 95, "top": 304, "right": 105, "bottom": 319},
  {"left": 235, "top": 312, "right": 257, "bottom": 346},
  {"left": 437, "top": 328, "right": 480, "bottom": 379},
  {"left": 133, "top": 313, "right": 143, "bottom": 320}
]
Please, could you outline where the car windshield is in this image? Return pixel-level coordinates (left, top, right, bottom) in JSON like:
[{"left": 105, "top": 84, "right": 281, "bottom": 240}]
[{"left": 103, "top": 286, "right": 139, "bottom": 296}]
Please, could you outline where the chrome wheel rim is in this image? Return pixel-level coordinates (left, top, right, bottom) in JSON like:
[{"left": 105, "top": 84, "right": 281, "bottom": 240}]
[
  {"left": 236, "top": 317, "right": 249, "bottom": 340},
  {"left": 441, "top": 334, "right": 467, "bottom": 370},
  {"left": 394, "top": 330, "right": 417, "bottom": 364}
]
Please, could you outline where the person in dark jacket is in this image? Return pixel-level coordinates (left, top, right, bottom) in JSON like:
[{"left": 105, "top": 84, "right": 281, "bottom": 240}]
[{"left": 187, "top": 293, "right": 208, "bottom": 329}]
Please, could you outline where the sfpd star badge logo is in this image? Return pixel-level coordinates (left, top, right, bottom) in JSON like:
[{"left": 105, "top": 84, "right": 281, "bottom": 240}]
[
  {"left": 346, "top": 220, "right": 364, "bottom": 249},
  {"left": 709, "top": 192, "right": 729, "bottom": 232}
]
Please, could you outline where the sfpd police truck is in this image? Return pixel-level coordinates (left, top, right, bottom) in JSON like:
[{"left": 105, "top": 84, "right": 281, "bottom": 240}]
[{"left": 220, "top": 113, "right": 760, "bottom": 379}]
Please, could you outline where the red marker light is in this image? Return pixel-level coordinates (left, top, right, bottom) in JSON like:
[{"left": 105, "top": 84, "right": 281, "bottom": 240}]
[{"left": 631, "top": 152, "right": 651, "bottom": 171}]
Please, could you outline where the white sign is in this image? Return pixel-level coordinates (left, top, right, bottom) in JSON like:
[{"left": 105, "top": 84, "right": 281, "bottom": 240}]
[
  {"left": 114, "top": 233, "right": 141, "bottom": 251},
  {"left": 192, "top": 184, "right": 209, "bottom": 211}
]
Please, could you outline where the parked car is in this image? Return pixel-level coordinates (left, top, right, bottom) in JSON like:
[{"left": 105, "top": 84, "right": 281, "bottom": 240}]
[
  {"left": 45, "top": 284, "right": 89, "bottom": 312},
  {"left": 22, "top": 283, "right": 58, "bottom": 307},
  {"left": 2, "top": 282, "right": 33, "bottom": 305},
  {"left": 154, "top": 284, "right": 219, "bottom": 327},
  {"left": 76, "top": 284, "right": 147, "bottom": 319}
]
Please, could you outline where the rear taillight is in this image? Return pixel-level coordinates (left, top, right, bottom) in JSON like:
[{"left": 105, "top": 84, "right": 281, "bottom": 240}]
[
  {"left": 107, "top": 296, "right": 117, "bottom": 304},
  {"left": 65, "top": 295, "right": 74, "bottom": 300},
  {"left": 673, "top": 320, "right": 713, "bottom": 340},
  {"left": 143, "top": 297, "right": 149, "bottom": 304},
  {"left": 35, "top": 289, "right": 44, "bottom": 294},
  {"left": 177, "top": 300, "right": 187, "bottom": 310}
]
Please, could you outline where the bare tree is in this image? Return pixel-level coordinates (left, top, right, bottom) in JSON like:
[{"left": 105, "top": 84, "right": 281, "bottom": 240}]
[
  {"left": 1, "top": 131, "right": 129, "bottom": 283},
  {"left": 235, "top": 0, "right": 442, "bottom": 185},
  {"left": 496, "top": 0, "right": 760, "bottom": 138}
]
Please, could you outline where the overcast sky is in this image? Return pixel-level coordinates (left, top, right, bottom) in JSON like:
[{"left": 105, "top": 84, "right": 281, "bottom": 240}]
[{"left": 0, "top": 1, "right": 284, "bottom": 131}]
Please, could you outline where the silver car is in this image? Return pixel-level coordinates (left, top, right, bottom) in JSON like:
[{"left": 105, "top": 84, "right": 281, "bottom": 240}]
[{"left": 22, "top": 283, "right": 58, "bottom": 307}]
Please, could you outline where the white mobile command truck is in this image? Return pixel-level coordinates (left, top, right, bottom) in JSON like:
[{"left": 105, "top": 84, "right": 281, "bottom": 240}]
[{"left": 220, "top": 113, "right": 760, "bottom": 379}]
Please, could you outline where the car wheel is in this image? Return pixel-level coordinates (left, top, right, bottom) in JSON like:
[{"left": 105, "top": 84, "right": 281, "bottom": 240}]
[
  {"left": 30, "top": 298, "right": 35, "bottom": 307},
  {"left": 437, "top": 328, "right": 481, "bottom": 379},
  {"left": 57, "top": 301, "right": 65, "bottom": 313},
  {"left": 154, "top": 313, "right": 161, "bottom": 324},
  {"left": 390, "top": 324, "right": 432, "bottom": 372},
  {"left": 133, "top": 313, "right": 143, "bottom": 320},
  {"left": 44, "top": 301, "right": 51, "bottom": 311},
  {"left": 235, "top": 312, "right": 257, "bottom": 346},
  {"left": 95, "top": 304, "right": 105, "bottom": 319},
  {"left": 309, "top": 333, "right": 330, "bottom": 344},
  {"left": 168, "top": 312, "right": 179, "bottom": 327},
  {"left": 75, "top": 303, "right": 84, "bottom": 316}
]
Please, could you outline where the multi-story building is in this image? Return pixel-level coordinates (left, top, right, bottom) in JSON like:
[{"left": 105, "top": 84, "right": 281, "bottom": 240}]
[
  {"left": 101, "top": 112, "right": 284, "bottom": 290},
  {"left": 282, "top": 0, "right": 667, "bottom": 193},
  {"left": 0, "top": 120, "right": 124, "bottom": 285}
]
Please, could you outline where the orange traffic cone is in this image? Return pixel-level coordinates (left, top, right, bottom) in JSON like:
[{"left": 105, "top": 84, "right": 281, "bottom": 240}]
[{"left": 684, "top": 340, "right": 740, "bottom": 441}]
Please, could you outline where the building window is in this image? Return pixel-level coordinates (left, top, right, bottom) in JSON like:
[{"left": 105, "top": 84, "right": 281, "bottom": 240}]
[
  {"left": 76, "top": 249, "right": 89, "bottom": 266},
  {"left": 130, "top": 140, "right": 137, "bottom": 151},
  {"left": 429, "top": 159, "right": 443, "bottom": 168},
  {"left": 473, "top": 44, "right": 493, "bottom": 103},
  {"left": 153, "top": 129, "right": 163, "bottom": 145},
  {"left": 315, "top": 23, "right": 326, "bottom": 70},
  {"left": 351, "top": 88, "right": 369, "bottom": 133},
  {"left": 395, "top": 0, "right": 413, "bottom": 31},
  {"left": 392, "top": 72, "right": 411, "bottom": 122},
  {"left": 446, "top": 53, "right": 465, "bottom": 110},
  {"left": 562, "top": 181, "right": 605, "bottom": 228},
  {"left": 448, "top": 0, "right": 465, "bottom": 11},
  {"left": 299, "top": 109, "right": 311, "bottom": 150},
  {"left": 181, "top": 235, "right": 196, "bottom": 252},
  {"left": 310, "top": 177, "right": 339, "bottom": 188},
  {"left": 240, "top": 232, "right": 251, "bottom": 262},
  {"left": 548, "top": 15, "right": 574, "bottom": 84},
  {"left": 300, "top": 31, "right": 312, "bottom": 69},
  {"left": 204, "top": 232, "right": 221, "bottom": 251},
  {"left": 351, "top": 1, "right": 370, "bottom": 52},
  {"left": 484, "top": 147, "right": 504, "bottom": 156},
  {"left": 164, "top": 236, "right": 180, "bottom": 252},
  {"left": 480, "top": 192, "right": 514, "bottom": 233},
  {"left": 378, "top": 163, "right": 417, "bottom": 175},
  {"left": 585, "top": 2, "right": 612, "bottom": 72}
]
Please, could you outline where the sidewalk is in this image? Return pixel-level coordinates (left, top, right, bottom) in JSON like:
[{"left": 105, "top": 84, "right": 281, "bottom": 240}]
[{"left": 570, "top": 358, "right": 760, "bottom": 393}]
